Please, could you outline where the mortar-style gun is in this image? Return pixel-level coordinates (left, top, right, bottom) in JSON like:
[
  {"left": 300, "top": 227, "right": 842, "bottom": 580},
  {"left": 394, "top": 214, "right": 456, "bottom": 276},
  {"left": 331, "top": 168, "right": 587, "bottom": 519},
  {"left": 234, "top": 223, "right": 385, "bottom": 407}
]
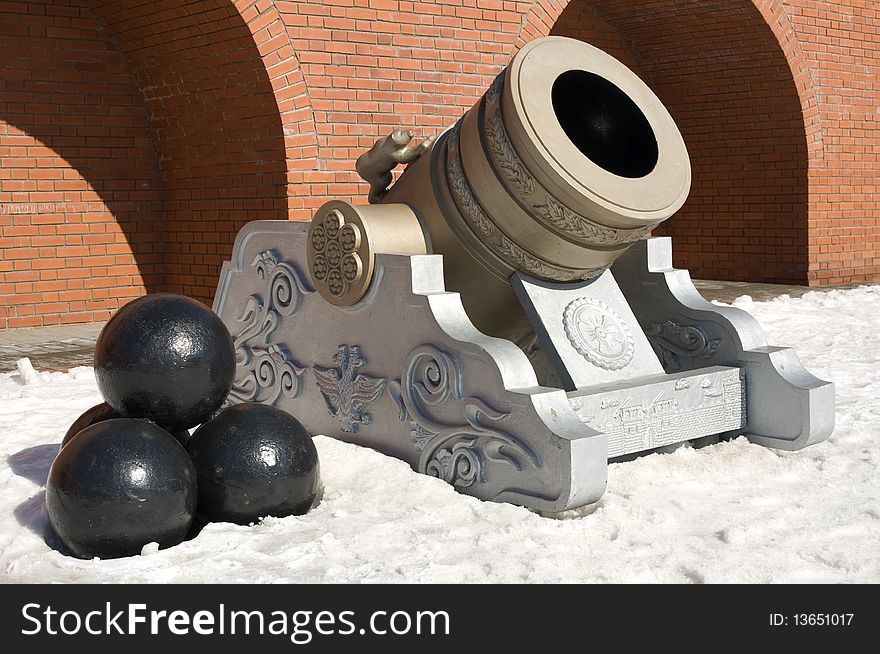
[{"left": 215, "top": 37, "right": 833, "bottom": 511}]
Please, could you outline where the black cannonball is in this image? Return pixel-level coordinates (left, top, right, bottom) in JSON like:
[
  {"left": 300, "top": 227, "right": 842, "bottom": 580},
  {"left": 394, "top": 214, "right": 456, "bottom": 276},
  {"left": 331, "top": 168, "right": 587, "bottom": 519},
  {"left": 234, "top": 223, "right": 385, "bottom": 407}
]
[
  {"left": 61, "top": 402, "right": 190, "bottom": 448},
  {"left": 94, "top": 293, "right": 236, "bottom": 431},
  {"left": 46, "top": 419, "right": 197, "bottom": 559},
  {"left": 61, "top": 402, "right": 119, "bottom": 447},
  {"left": 187, "top": 403, "right": 319, "bottom": 525}
]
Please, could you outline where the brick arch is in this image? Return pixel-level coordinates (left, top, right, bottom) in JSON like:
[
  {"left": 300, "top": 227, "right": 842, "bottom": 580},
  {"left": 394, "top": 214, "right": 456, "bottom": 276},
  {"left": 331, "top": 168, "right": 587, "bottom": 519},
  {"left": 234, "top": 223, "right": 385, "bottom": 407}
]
[
  {"left": 515, "top": 0, "right": 569, "bottom": 51},
  {"left": 753, "top": 0, "right": 824, "bottom": 163},
  {"left": 547, "top": 0, "right": 814, "bottom": 284},
  {"left": 90, "top": 0, "right": 304, "bottom": 304},
  {"left": 232, "top": 0, "right": 320, "bottom": 219}
]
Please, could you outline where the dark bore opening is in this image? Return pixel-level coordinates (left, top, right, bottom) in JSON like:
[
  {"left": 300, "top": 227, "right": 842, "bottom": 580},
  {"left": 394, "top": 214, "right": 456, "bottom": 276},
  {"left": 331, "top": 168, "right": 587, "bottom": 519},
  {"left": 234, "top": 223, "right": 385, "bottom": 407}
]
[{"left": 552, "top": 70, "right": 658, "bottom": 179}]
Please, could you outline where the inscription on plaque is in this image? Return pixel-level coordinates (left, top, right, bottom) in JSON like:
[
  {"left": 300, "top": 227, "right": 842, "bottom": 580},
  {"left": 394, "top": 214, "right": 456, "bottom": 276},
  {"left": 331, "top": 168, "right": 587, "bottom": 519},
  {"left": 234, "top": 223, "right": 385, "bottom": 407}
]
[{"left": 568, "top": 367, "right": 746, "bottom": 458}]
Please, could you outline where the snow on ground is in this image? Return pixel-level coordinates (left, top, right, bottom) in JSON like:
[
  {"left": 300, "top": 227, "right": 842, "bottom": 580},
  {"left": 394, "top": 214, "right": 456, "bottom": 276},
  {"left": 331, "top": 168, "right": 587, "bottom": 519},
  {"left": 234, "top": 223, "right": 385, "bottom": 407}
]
[{"left": 1, "top": 287, "right": 879, "bottom": 583}]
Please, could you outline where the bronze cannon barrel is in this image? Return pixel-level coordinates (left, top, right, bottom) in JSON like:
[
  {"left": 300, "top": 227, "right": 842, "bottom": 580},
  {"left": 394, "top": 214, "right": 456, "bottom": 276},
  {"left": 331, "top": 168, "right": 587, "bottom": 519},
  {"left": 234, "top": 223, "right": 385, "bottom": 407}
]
[
  {"left": 381, "top": 37, "right": 691, "bottom": 339},
  {"left": 330, "top": 36, "right": 691, "bottom": 340}
]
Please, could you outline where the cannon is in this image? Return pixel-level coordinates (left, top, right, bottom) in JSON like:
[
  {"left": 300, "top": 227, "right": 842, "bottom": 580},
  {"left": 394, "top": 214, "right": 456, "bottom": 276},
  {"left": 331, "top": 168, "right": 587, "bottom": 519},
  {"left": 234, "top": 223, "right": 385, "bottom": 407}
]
[
  {"left": 213, "top": 37, "right": 834, "bottom": 511},
  {"left": 360, "top": 37, "right": 689, "bottom": 347}
]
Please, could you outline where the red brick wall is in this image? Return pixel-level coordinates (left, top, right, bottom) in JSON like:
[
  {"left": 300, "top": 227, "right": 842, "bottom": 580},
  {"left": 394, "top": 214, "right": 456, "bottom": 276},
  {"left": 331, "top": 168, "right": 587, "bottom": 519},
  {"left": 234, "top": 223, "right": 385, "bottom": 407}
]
[
  {"left": 0, "top": 0, "right": 162, "bottom": 329},
  {"left": 276, "top": 0, "right": 526, "bottom": 212},
  {"left": 93, "top": 0, "right": 291, "bottom": 305},
  {"left": 1, "top": 0, "right": 878, "bottom": 330}
]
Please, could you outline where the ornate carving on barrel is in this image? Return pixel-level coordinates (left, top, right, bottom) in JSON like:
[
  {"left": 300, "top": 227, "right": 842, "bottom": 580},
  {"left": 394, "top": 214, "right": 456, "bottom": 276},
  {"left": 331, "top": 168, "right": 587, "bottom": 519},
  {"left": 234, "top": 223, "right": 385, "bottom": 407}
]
[
  {"left": 445, "top": 38, "right": 690, "bottom": 283},
  {"left": 480, "top": 74, "right": 654, "bottom": 250},
  {"left": 444, "top": 123, "right": 603, "bottom": 283}
]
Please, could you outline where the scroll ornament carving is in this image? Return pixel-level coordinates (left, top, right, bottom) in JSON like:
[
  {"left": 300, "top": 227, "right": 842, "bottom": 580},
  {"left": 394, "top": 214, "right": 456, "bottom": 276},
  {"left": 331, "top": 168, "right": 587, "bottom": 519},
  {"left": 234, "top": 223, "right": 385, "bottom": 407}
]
[
  {"left": 389, "top": 345, "right": 540, "bottom": 489},
  {"left": 227, "top": 251, "right": 313, "bottom": 406},
  {"left": 646, "top": 320, "right": 723, "bottom": 372}
]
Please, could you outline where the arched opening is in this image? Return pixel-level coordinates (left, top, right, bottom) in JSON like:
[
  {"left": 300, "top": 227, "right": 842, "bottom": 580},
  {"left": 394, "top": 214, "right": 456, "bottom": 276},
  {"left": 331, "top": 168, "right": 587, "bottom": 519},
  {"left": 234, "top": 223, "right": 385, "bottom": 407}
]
[
  {"left": 0, "top": 0, "right": 290, "bottom": 328},
  {"left": 92, "top": 0, "right": 290, "bottom": 305},
  {"left": 550, "top": 0, "right": 811, "bottom": 284}
]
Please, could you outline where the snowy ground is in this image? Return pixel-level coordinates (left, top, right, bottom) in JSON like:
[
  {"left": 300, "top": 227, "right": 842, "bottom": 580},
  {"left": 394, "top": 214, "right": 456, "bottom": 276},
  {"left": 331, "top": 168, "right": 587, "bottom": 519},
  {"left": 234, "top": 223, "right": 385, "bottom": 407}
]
[{"left": 1, "top": 287, "right": 878, "bottom": 583}]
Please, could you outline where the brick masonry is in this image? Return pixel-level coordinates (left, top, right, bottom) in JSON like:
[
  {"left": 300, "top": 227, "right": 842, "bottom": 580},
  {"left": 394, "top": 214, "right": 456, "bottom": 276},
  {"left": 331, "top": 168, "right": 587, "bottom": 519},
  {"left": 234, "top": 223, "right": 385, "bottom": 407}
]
[
  {"left": 1, "top": 0, "right": 878, "bottom": 328},
  {"left": 0, "top": 0, "right": 162, "bottom": 329}
]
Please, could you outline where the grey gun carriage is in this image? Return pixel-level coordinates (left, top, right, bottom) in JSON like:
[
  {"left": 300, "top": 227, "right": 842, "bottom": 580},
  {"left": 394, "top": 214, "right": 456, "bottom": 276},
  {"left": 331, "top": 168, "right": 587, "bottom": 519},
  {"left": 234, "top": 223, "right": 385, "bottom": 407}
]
[{"left": 213, "top": 37, "right": 834, "bottom": 512}]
